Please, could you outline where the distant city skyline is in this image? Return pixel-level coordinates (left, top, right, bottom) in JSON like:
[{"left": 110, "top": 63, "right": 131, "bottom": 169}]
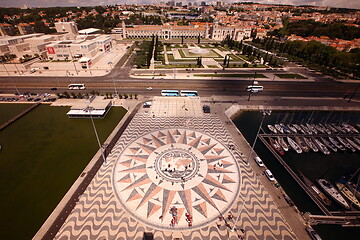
[{"left": 0, "top": 0, "right": 359, "bottom": 10}]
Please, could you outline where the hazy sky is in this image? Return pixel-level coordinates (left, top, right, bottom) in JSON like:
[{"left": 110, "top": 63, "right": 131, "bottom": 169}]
[{"left": 0, "top": 0, "right": 359, "bottom": 10}]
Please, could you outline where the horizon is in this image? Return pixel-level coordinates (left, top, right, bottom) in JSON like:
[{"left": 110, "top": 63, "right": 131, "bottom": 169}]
[{"left": 0, "top": 0, "right": 359, "bottom": 10}]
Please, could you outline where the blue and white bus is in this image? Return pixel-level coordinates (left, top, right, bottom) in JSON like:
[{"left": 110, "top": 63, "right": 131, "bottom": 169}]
[
  {"left": 161, "top": 90, "right": 180, "bottom": 96},
  {"left": 68, "top": 84, "right": 86, "bottom": 90},
  {"left": 180, "top": 90, "right": 198, "bottom": 97}
]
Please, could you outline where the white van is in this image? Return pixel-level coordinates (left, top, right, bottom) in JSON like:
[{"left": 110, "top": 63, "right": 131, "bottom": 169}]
[
  {"left": 264, "top": 169, "right": 275, "bottom": 181},
  {"left": 246, "top": 85, "right": 263, "bottom": 93},
  {"left": 254, "top": 156, "right": 264, "bottom": 167}
]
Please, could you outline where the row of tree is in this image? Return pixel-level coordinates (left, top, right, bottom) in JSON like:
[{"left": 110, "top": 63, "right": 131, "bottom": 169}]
[
  {"left": 221, "top": 35, "right": 281, "bottom": 67},
  {"left": 254, "top": 37, "right": 360, "bottom": 79},
  {"left": 272, "top": 19, "right": 360, "bottom": 40}
]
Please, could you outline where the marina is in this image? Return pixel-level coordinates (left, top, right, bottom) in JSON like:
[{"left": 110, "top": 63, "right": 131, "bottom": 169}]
[{"left": 234, "top": 110, "right": 360, "bottom": 234}]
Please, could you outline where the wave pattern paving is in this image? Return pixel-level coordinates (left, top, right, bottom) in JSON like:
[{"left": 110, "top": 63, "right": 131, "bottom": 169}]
[{"left": 55, "top": 114, "right": 297, "bottom": 240}]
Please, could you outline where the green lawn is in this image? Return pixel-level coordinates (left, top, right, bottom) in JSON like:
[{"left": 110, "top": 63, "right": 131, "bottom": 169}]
[
  {"left": 156, "top": 64, "right": 202, "bottom": 68},
  {"left": 275, "top": 73, "right": 307, "bottom": 79},
  {"left": 194, "top": 73, "right": 268, "bottom": 78},
  {"left": 0, "top": 104, "right": 127, "bottom": 239},
  {"left": 0, "top": 103, "right": 30, "bottom": 125}
]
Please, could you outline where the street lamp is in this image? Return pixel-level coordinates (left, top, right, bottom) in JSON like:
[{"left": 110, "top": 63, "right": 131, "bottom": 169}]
[
  {"left": 247, "top": 71, "right": 257, "bottom": 101},
  {"left": 1, "top": 60, "right": 20, "bottom": 95},
  {"left": 67, "top": 45, "right": 78, "bottom": 75},
  {"left": 246, "top": 110, "right": 271, "bottom": 163},
  {"left": 88, "top": 107, "right": 106, "bottom": 164}
]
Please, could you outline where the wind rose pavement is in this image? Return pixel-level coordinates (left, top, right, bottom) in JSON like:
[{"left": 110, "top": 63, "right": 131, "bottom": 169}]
[{"left": 55, "top": 114, "right": 297, "bottom": 240}]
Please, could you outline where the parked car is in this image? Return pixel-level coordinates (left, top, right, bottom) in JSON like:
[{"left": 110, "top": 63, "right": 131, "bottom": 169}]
[
  {"left": 264, "top": 169, "right": 275, "bottom": 181},
  {"left": 254, "top": 156, "right": 264, "bottom": 167},
  {"left": 203, "top": 105, "right": 210, "bottom": 113}
]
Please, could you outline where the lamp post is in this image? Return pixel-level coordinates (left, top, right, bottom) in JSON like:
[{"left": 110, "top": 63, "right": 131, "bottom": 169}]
[
  {"left": 246, "top": 110, "right": 271, "bottom": 163},
  {"left": 247, "top": 71, "right": 257, "bottom": 101},
  {"left": 88, "top": 107, "right": 106, "bottom": 164},
  {"left": 108, "top": 61, "right": 118, "bottom": 98},
  {"left": 68, "top": 45, "right": 78, "bottom": 75},
  {"left": 1, "top": 60, "right": 20, "bottom": 95}
]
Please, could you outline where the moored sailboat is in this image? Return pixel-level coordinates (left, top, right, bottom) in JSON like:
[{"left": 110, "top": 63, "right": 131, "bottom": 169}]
[
  {"left": 287, "top": 137, "right": 302, "bottom": 153},
  {"left": 268, "top": 137, "right": 285, "bottom": 155},
  {"left": 313, "top": 138, "right": 330, "bottom": 155},
  {"left": 336, "top": 182, "right": 360, "bottom": 210},
  {"left": 277, "top": 137, "right": 289, "bottom": 151},
  {"left": 303, "top": 137, "right": 319, "bottom": 152},
  {"left": 267, "top": 124, "right": 278, "bottom": 134},
  {"left": 320, "top": 137, "right": 338, "bottom": 152},
  {"left": 317, "top": 179, "right": 350, "bottom": 209},
  {"left": 329, "top": 137, "right": 346, "bottom": 151},
  {"left": 337, "top": 136, "right": 356, "bottom": 152},
  {"left": 295, "top": 136, "right": 310, "bottom": 152}
]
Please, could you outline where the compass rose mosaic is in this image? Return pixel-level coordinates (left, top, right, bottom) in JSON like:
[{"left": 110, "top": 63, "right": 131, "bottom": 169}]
[{"left": 113, "top": 129, "right": 241, "bottom": 231}]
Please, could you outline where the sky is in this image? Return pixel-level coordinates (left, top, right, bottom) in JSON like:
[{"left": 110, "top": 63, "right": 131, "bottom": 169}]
[{"left": 0, "top": 0, "right": 359, "bottom": 10}]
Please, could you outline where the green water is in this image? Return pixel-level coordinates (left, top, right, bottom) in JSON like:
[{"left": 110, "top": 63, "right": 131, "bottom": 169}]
[
  {"left": 233, "top": 111, "right": 360, "bottom": 240},
  {"left": 0, "top": 103, "right": 30, "bottom": 125},
  {"left": 0, "top": 104, "right": 127, "bottom": 240}
]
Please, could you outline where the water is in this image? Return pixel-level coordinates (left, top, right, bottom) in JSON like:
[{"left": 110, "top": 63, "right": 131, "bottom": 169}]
[
  {"left": 0, "top": 104, "right": 127, "bottom": 240},
  {"left": 233, "top": 111, "right": 360, "bottom": 240}
]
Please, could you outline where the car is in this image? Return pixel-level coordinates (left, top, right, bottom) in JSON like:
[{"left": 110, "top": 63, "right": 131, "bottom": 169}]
[
  {"left": 143, "top": 101, "right": 152, "bottom": 108},
  {"left": 254, "top": 157, "right": 264, "bottom": 167},
  {"left": 50, "top": 88, "right": 57, "bottom": 91},
  {"left": 147, "top": 87, "right": 153, "bottom": 90},
  {"left": 202, "top": 105, "right": 210, "bottom": 113},
  {"left": 264, "top": 169, "right": 275, "bottom": 181}
]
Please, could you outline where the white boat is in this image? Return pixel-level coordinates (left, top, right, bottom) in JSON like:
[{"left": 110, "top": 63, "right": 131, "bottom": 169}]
[
  {"left": 331, "top": 124, "right": 344, "bottom": 133},
  {"left": 325, "top": 123, "right": 338, "bottom": 133},
  {"left": 306, "top": 123, "right": 318, "bottom": 134},
  {"left": 346, "top": 182, "right": 360, "bottom": 201},
  {"left": 267, "top": 124, "right": 277, "bottom": 134},
  {"left": 314, "top": 124, "right": 326, "bottom": 134},
  {"left": 295, "top": 136, "right": 310, "bottom": 152},
  {"left": 281, "top": 124, "right": 292, "bottom": 134},
  {"left": 337, "top": 136, "right": 356, "bottom": 152},
  {"left": 300, "top": 124, "right": 312, "bottom": 134},
  {"left": 345, "top": 138, "right": 360, "bottom": 151},
  {"left": 293, "top": 124, "right": 305, "bottom": 134},
  {"left": 303, "top": 137, "right": 319, "bottom": 152},
  {"left": 274, "top": 124, "right": 284, "bottom": 134},
  {"left": 318, "top": 123, "right": 332, "bottom": 134},
  {"left": 353, "top": 137, "right": 360, "bottom": 146},
  {"left": 342, "top": 123, "right": 358, "bottom": 133},
  {"left": 313, "top": 138, "right": 330, "bottom": 155},
  {"left": 336, "top": 182, "right": 360, "bottom": 210},
  {"left": 277, "top": 137, "right": 289, "bottom": 151},
  {"left": 328, "top": 137, "right": 346, "bottom": 151},
  {"left": 320, "top": 137, "right": 337, "bottom": 152},
  {"left": 287, "top": 137, "right": 302, "bottom": 153},
  {"left": 287, "top": 124, "right": 298, "bottom": 133},
  {"left": 317, "top": 179, "right": 350, "bottom": 209}
]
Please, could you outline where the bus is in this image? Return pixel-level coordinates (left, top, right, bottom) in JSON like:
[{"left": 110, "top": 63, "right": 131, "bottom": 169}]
[
  {"left": 68, "top": 84, "right": 86, "bottom": 90},
  {"left": 246, "top": 85, "right": 263, "bottom": 93},
  {"left": 161, "top": 90, "right": 179, "bottom": 96},
  {"left": 180, "top": 90, "right": 198, "bottom": 97}
]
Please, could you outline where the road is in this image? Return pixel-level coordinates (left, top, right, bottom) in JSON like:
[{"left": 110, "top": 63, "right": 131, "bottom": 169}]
[{"left": 0, "top": 63, "right": 359, "bottom": 101}]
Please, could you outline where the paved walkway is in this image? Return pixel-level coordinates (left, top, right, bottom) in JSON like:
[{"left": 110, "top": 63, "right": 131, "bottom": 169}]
[{"left": 52, "top": 96, "right": 303, "bottom": 240}]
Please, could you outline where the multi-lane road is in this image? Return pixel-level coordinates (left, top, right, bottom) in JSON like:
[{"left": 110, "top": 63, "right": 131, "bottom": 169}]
[{"left": 0, "top": 67, "right": 359, "bottom": 101}]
